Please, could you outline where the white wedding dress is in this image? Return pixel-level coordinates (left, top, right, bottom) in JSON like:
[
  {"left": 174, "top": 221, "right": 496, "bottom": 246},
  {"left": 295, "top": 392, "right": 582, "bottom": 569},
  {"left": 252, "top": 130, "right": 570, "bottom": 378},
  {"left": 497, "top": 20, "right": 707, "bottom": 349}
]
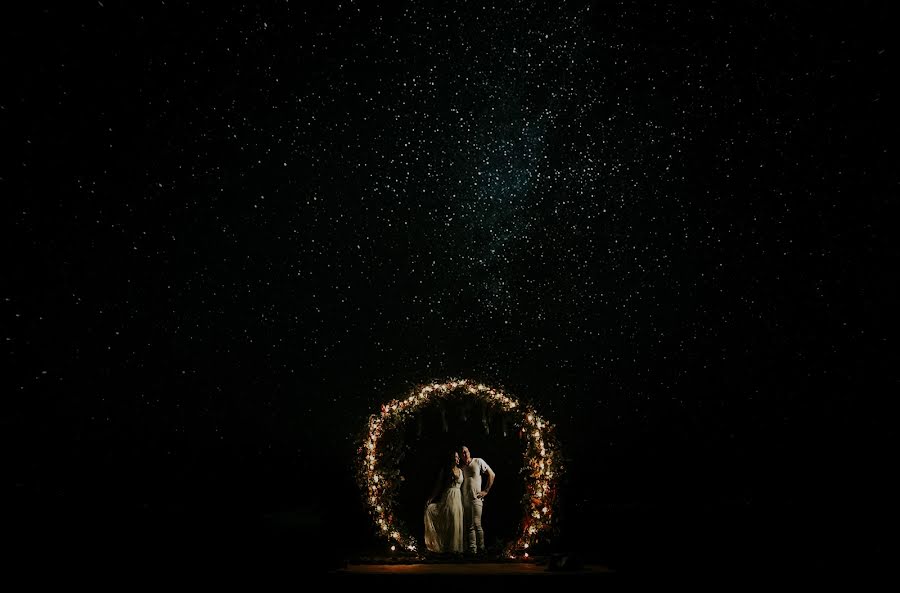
[{"left": 423, "top": 468, "right": 464, "bottom": 553}]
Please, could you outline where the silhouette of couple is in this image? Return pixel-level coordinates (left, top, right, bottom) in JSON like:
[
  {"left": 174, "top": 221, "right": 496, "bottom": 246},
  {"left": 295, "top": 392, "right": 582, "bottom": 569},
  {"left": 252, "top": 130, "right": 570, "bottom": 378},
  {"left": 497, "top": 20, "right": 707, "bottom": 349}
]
[{"left": 423, "top": 445, "right": 495, "bottom": 555}]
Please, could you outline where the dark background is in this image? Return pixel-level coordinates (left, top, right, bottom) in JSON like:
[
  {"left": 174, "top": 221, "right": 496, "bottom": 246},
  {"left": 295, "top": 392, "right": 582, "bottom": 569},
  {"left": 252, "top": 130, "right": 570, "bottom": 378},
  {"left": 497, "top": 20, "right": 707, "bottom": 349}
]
[{"left": 5, "top": 1, "right": 894, "bottom": 576}]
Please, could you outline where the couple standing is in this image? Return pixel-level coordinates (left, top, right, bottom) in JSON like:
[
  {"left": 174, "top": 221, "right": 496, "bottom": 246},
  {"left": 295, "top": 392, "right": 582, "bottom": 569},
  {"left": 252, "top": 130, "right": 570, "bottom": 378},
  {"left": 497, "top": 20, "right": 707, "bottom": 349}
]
[{"left": 423, "top": 445, "right": 496, "bottom": 555}]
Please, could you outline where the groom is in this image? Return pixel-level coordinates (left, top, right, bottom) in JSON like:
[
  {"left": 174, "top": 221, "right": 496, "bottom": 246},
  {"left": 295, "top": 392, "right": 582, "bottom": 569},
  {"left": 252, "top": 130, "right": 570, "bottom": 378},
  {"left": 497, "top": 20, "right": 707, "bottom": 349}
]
[{"left": 459, "top": 445, "right": 496, "bottom": 556}]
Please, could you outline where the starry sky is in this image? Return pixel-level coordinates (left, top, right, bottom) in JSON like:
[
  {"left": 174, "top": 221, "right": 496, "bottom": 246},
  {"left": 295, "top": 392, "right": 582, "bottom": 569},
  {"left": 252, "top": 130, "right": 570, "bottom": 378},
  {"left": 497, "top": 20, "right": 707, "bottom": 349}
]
[{"left": 6, "top": 1, "right": 894, "bottom": 569}]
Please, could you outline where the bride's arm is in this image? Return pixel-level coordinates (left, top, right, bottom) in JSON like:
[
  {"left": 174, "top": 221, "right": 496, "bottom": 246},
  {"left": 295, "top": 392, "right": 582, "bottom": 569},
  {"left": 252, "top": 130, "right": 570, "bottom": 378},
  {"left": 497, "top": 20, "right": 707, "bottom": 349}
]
[{"left": 426, "top": 469, "right": 443, "bottom": 505}]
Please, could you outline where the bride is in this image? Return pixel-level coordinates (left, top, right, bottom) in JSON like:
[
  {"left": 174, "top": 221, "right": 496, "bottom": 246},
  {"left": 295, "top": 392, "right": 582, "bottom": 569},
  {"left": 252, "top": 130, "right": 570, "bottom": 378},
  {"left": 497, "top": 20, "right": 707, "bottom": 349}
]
[{"left": 423, "top": 450, "right": 464, "bottom": 553}]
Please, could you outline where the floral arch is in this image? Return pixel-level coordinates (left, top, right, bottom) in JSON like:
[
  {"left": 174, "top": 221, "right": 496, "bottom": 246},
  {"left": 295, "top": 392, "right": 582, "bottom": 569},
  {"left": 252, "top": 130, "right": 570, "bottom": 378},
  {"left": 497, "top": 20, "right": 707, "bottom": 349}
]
[{"left": 357, "top": 379, "right": 563, "bottom": 558}]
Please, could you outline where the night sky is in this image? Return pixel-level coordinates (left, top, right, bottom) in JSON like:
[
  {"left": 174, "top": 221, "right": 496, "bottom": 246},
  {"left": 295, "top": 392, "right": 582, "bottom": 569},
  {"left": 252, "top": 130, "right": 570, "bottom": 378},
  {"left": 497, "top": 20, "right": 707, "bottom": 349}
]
[{"left": 7, "top": 1, "right": 894, "bottom": 574}]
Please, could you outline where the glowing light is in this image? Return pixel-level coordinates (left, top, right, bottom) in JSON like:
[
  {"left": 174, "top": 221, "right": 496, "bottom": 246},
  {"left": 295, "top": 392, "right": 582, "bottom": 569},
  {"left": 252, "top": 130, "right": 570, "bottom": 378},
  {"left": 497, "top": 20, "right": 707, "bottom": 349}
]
[{"left": 358, "top": 379, "right": 564, "bottom": 556}]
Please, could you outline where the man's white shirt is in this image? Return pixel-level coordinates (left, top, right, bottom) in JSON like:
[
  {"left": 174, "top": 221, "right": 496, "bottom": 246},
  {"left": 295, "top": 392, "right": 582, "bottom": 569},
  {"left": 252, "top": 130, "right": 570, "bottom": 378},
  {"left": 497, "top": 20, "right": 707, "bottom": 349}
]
[{"left": 462, "top": 457, "right": 492, "bottom": 502}]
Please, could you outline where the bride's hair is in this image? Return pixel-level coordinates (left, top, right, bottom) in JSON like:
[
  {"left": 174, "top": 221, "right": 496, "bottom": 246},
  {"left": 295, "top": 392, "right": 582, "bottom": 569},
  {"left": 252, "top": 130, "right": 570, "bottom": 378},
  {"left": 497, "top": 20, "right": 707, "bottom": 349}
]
[{"left": 447, "top": 449, "right": 460, "bottom": 480}]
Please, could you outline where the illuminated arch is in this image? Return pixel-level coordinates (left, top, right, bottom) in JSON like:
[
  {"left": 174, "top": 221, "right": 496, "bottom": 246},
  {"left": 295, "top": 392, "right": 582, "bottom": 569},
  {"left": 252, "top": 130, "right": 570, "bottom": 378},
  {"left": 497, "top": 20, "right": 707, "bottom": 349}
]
[{"left": 357, "top": 379, "right": 563, "bottom": 558}]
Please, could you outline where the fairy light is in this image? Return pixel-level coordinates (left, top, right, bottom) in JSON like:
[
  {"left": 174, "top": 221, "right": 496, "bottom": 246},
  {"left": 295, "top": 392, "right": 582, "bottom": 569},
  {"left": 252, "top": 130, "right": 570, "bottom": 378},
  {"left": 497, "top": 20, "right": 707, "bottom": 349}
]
[{"left": 357, "top": 379, "right": 563, "bottom": 555}]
